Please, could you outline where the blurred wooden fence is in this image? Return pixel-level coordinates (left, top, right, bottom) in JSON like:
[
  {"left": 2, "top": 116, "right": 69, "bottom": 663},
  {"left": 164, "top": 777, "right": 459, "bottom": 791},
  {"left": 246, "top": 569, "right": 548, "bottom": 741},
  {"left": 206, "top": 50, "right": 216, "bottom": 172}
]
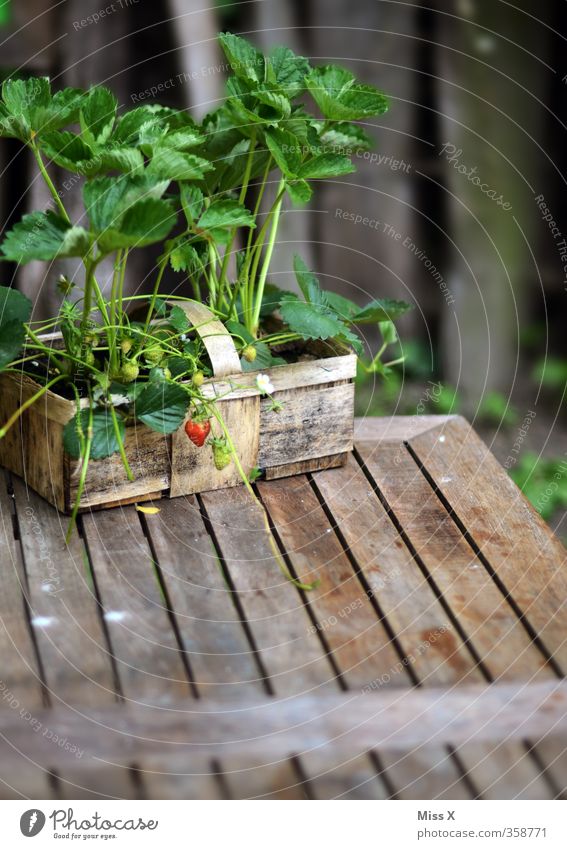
[{"left": 0, "top": 0, "right": 564, "bottom": 407}]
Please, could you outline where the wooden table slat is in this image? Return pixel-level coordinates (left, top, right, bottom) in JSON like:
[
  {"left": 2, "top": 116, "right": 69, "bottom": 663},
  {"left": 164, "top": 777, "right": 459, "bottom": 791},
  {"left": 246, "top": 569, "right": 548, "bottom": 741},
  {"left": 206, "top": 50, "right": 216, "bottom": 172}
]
[
  {"left": 81, "top": 507, "right": 192, "bottom": 705},
  {"left": 355, "top": 441, "right": 552, "bottom": 683},
  {"left": 313, "top": 455, "right": 484, "bottom": 687},
  {"left": 12, "top": 479, "right": 116, "bottom": 706},
  {"left": 143, "top": 497, "right": 263, "bottom": 699},
  {"left": 453, "top": 741, "right": 553, "bottom": 800},
  {"left": 407, "top": 417, "right": 567, "bottom": 671},
  {"left": 379, "top": 745, "right": 474, "bottom": 799},
  {"left": 0, "top": 475, "right": 44, "bottom": 709},
  {"left": 199, "top": 487, "right": 337, "bottom": 696}
]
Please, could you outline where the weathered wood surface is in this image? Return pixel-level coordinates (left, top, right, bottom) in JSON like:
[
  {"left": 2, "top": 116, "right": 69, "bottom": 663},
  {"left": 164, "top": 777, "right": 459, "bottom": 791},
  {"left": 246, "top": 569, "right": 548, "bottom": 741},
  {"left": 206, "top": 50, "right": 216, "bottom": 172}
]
[{"left": 0, "top": 415, "right": 566, "bottom": 799}]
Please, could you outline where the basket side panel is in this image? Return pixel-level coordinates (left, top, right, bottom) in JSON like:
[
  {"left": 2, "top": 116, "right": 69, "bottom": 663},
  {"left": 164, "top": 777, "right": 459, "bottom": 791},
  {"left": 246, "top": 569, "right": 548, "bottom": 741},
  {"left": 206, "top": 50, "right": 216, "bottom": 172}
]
[
  {"left": 67, "top": 423, "right": 171, "bottom": 512},
  {"left": 170, "top": 394, "right": 260, "bottom": 497},
  {"left": 258, "top": 381, "right": 354, "bottom": 470},
  {"left": 0, "top": 376, "right": 67, "bottom": 511}
]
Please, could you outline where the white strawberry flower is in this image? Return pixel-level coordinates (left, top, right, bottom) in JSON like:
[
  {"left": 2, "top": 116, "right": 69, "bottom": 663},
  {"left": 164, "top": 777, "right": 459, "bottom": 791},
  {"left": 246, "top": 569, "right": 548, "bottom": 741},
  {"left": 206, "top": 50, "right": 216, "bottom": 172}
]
[{"left": 256, "top": 373, "right": 275, "bottom": 395}]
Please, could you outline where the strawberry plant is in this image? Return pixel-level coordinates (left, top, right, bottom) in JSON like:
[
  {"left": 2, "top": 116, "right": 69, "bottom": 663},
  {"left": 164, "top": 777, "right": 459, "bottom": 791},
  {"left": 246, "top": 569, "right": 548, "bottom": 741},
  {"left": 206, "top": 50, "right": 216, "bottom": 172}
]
[{"left": 0, "top": 32, "right": 411, "bottom": 538}]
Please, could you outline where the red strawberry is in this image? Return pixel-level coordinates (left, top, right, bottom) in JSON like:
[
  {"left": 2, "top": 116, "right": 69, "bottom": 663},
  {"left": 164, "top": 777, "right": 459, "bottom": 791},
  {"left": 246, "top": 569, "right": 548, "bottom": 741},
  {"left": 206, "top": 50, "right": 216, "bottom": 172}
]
[{"left": 185, "top": 417, "right": 211, "bottom": 447}]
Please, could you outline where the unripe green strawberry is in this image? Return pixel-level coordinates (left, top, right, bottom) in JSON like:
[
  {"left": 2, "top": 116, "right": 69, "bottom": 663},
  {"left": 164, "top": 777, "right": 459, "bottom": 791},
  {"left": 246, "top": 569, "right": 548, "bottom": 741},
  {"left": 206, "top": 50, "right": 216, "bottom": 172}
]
[
  {"left": 120, "top": 337, "right": 133, "bottom": 355},
  {"left": 84, "top": 350, "right": 95, "bottom": 367},
  {"left": 162, "top": 367, "right": 171, "bottom": 380},
  {"left": 145, "top": 345, "right": 163, "bottom": 365},
  {"left": 119, "top": 360, "right": 139, "bottom": 383},
  {"left": 210, "top": 437, "right": 232, "bottom": 471},
  {"left": 192, "top": 370, "right": 205, "bottom": 387},
  {"left": 242, "top": 345, "right": 257, "bottom": 363}
]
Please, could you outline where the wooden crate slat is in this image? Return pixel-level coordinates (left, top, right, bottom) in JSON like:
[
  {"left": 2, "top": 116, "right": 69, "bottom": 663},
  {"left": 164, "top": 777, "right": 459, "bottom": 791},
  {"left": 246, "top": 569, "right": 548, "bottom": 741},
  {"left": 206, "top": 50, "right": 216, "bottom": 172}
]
[
  {"left": 379, "top": 745, "right": 474, "bottom": 799},
  {"left": 81, "top": 507, "right": 191, "bottom": 704},
  {"left": 142, "top": 497, "right": 263, "bottom": 699},
  {"left": 355, "top": 440, "right": 552, "bottom": 682},
  {"left": 313, "top": 454, "right": 484, "bottom": 686},
  {"left": 12, "top": 479, "right": 115, "bottom": 706},
  {"left": 407, "top": 417, "right": 567, "bottom": 670}
]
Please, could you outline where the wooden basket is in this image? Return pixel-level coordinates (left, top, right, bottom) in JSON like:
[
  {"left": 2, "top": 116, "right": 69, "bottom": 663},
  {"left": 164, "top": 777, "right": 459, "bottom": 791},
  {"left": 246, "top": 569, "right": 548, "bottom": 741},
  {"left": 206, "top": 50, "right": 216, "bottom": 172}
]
[{"left": 0, "top": 303, "right": 356, "bottom": 513}]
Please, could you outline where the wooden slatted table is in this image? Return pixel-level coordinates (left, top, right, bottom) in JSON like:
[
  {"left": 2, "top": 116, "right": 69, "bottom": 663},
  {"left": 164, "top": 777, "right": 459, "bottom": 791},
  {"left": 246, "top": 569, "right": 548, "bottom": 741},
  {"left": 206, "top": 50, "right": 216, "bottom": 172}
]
[{"left": 1, "top": 415, "right": 567, "bottom": 800}]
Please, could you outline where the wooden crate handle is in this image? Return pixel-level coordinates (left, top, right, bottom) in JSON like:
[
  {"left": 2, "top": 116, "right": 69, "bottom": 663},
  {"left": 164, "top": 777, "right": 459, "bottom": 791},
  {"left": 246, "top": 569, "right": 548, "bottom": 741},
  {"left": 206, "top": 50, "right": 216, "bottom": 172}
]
[{"left": 174, "top": 301, "right": 242, "bottom": 378}]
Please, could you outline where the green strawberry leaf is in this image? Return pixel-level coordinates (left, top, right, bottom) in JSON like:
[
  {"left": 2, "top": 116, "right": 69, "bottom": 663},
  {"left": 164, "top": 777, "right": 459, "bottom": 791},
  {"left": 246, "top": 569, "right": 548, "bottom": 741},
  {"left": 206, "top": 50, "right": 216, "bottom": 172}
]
[
  {"left": 298, "top": 153, "right": 356, "bottom": 180},
  {"left": 253, "top": 84, "right": 291, "bottom": 120},
  {"left": 198, "top": 199, "right": 255, "bottom": 231},
  {"left": 41, "top": 131, "right": 143, "bottom": 175},
  {"left": 80, "top": 86, "right": 117, "bottom": 145},
  {"left": 351, "top": 298, "right": 412, "bottom": 324},
  {"left": 324, "top": 291, "right": 359, "bottom": 320},
  {"left": 306, "top": 65, "right": 389, "bottom": 120},
  {"left": 379, "top": 320, "right": 398, "bottom": 346},
  {"left": 321, "top": 121, "right": 373, "bottom": 152},
  {"left": 97, "top": 198, "right": 176, "bottom": 252},
  {"left": 0, "top": 285, "right": 32, "bottom": 370},
  {"left": 219, "top": 32, "right": 264, "bottom": 84},
  {"left": 0, "top": 320, "right": 27, "bottom": 370},
  {"left": 264, "top": 127, "right": 301, "bottom": 177},
  {"left": 269, "top": 45, "right": 311, "bottom": 98},
  {"left": 279, "top": 295, "right": 347, "bottom": 340},
  {"left": 83, "top": 174, "right": 170, "bottom": 232},
  {"left": 226, "top": 320, "right": 254, "bottom": 345},
  {"left": 293, "top": 254, "right": 326, "bottom": 305},
  {"left": 134, "top": 381, "right": 189, "bottom": 434},
  {"left": 168, "top": 238, "right": 204, "bottom": 274},
  {"left": 1, "top": 211, "right": 91, "bottom": 262},
  {"left": 169, "top": 305, "right": 191, "bottom": 333},
  {"left": 2, "top": 76, "right": 50, "bottom": 124},
  {"left": 285, "top": 179, "right": 312, "bottom": 205},
  {"left": 179, "top": 184, "right": 204, "bottom": 226},
  {"left": 147, "top": 149, "right": 212, "bottom": 181},
  {"left": 63, "top": 408, "right": 124, "bottom": 460},
  {"left": 0, "top": 285, "right": 33, "bottom": 325}
]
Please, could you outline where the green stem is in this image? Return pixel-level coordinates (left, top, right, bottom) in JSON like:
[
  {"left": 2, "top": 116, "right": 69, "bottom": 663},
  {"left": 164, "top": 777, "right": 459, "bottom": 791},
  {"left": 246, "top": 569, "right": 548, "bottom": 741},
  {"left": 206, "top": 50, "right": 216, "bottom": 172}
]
[
  {"left": 251, "top": 179, "right": 285, "bottom": 333},
  {"left": 24, "top": 325, "right": 66, "bottom": 372},
  {"left": 109, "top": 404, "right": 134, "bottom": 481},
  {"left": 240, "top": 157, "right": 273, "bottom": 326},
  {"left": 217, "top": 132, "right": 257, "bottom": 297},
  {"left": 108, "top": 250, "right": 123, "bottom": 373},
  {"left": 117, "top": 249, "right": 128, "bottom": 326},
  {"left": 143, "top": 252, "right": 169, "bottom": 335},
  {"left": 66, "top": 403, "right": 93, "bottom": 544},
  {"left": 81, "top": 255, "right": 99, "bottom": 340},
  {"left": 30, "top": 143, "right": 70, "bottom": 222},
  {"left": 0, "top": 374, "right": 66, "bottom": 438}
]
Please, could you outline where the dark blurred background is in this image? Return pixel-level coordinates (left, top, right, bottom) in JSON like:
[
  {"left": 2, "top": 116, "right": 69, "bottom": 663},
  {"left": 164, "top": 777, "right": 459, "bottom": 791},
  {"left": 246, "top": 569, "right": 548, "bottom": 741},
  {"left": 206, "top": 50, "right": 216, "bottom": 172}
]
[{"left": 2, "top": 0, "right": 567, "bottom": 531}]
